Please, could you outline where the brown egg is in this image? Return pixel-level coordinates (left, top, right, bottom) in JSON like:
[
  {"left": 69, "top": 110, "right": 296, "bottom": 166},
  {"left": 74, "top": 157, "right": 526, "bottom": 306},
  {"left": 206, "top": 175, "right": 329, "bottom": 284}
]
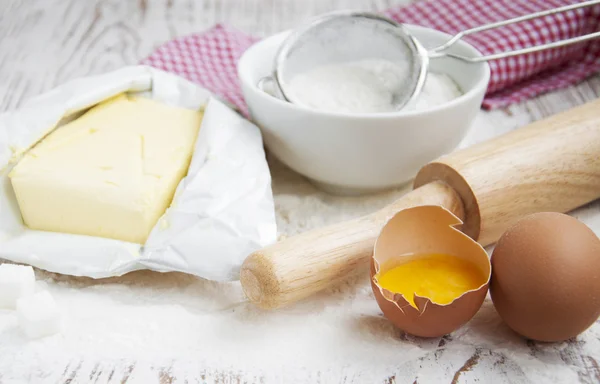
[
  {"left": 490, "top": 212, "right": 600, "bottom": 342},
  {"left": 371, "top": 205, "right": 491, "bottom": 338}
]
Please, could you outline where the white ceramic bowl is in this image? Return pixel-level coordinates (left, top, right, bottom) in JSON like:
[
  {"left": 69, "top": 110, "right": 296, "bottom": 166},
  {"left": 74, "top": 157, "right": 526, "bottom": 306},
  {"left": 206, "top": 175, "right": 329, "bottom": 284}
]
[{"left": 238, "top": 25, "right": 490, "bottom": 195}]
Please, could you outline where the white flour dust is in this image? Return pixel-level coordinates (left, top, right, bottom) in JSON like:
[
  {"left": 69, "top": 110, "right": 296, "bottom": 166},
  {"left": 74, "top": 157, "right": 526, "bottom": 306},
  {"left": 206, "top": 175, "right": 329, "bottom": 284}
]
[
  {"left": 0, "top": 156, "right": 599, "bottom": 383},
  {"left": 286, "top": 59, "right": 462, "bottom": 114}
]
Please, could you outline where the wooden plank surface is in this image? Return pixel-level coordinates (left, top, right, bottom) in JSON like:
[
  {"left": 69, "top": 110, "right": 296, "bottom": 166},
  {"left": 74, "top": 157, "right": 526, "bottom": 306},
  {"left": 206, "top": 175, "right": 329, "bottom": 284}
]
[{"left": 1, "top": 0, "right": 600, "bottom": 383}]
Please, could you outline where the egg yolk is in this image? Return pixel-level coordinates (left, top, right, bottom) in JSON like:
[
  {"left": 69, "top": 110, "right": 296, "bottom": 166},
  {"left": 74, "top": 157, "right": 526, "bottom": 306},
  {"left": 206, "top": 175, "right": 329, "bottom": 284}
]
[{"left": 376, "top": 254, "right": 484, "bottom": 309}]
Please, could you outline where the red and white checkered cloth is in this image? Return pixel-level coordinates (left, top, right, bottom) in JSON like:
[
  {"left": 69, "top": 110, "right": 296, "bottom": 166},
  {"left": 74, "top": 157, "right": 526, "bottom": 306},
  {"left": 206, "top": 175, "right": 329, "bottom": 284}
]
[{"left": 142, "top": 0, "right": 600, "bottom": 113}]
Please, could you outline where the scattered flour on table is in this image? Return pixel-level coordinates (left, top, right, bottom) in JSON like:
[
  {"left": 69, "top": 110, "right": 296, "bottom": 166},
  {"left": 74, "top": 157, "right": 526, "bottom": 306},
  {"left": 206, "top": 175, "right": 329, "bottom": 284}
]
[{"left": 0, "top": 156, "right": 599, "bottom": 383}]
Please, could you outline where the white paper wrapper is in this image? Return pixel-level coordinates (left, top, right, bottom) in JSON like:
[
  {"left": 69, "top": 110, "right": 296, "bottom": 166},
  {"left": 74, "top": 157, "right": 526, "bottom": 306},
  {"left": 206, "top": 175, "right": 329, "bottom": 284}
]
[{"left": 0, "top": 66, "right": 277, "bottom": 281}]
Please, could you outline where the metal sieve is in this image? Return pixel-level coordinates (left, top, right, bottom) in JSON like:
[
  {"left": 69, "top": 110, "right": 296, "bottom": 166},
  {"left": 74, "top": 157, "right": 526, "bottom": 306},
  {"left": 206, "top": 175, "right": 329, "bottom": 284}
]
[{"left": 260, "top": 0, "right": 600, "bottom": 111}]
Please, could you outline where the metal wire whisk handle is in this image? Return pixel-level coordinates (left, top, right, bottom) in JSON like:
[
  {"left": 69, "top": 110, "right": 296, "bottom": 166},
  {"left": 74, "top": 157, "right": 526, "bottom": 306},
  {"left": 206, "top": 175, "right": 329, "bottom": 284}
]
[{"left": 428, "top": 0, "right": 600, "bottom": 63}]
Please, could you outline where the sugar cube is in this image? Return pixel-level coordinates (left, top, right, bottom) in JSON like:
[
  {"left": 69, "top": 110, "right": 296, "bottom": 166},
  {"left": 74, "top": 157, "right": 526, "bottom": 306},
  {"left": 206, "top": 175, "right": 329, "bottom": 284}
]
[
  {"left": 16, "top": 291, "right": 61, "bottom": 339},
  {"left": 0, "top": 264, "right": 36, "bottom": 309}
]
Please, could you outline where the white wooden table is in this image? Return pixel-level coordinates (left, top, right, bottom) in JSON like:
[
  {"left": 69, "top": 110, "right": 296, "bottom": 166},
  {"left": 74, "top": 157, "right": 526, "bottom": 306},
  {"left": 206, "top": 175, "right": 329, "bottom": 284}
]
[{"left": 1, "top": 1, "right": 600, "bottom": 383}]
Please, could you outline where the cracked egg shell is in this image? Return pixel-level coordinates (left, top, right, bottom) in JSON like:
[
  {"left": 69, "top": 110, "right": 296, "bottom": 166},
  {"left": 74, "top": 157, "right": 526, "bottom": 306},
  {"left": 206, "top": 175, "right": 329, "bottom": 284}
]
[{"left": 371, "top": 205, "right": 491, "bottom": 338}]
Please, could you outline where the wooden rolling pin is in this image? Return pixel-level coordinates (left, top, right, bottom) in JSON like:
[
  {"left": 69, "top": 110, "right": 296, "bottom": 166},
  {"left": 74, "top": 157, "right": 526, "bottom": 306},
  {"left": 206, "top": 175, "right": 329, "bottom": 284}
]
[{"left": 241, "top": 99, "right": 600, "bottom": 309}]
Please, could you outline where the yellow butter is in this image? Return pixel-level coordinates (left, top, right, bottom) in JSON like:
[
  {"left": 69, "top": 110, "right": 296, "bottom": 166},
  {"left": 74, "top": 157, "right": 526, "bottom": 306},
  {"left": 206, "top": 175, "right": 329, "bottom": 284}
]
[
  {"left": 376, "top": 254, "right": 484, "bottom": 308},
  {"left": 9, "top": 94, "right": 203, "bottom": 244}
]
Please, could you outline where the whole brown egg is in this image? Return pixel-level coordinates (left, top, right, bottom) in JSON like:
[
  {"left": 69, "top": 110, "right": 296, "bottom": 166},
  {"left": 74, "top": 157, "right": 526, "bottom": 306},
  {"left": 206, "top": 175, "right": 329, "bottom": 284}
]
[{"left": 490, "top": 212, "right": 600, "bottom": 342}]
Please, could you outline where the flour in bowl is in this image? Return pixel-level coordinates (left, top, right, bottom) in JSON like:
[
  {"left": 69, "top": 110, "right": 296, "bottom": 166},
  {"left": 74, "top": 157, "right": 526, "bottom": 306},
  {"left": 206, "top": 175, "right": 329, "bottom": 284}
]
[{"left": 286, "top": 59, "right": 462, "bottom": 114}]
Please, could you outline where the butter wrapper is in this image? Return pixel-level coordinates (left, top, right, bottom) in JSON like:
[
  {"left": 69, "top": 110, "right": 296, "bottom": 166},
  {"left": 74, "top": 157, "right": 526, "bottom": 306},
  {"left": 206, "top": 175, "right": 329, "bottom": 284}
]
[{"left": 0, "top": 66, "right": 277, "bottom": 281}]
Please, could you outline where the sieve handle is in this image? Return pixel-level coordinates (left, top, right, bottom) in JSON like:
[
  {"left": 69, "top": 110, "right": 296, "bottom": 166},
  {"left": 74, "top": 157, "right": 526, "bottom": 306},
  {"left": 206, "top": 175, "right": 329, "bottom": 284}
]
[{"left": 428, "top": 0, "right": 600, "bottom": 63}]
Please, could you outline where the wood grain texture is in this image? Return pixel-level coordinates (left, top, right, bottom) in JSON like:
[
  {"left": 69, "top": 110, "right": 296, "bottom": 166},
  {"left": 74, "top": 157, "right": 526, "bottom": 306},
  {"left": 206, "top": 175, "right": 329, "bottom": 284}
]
[
  {"left": 415, "top": 98, "right": 600, "bottom": 245},
  {"left": 1, "top": 0, "right": 600, "bottom": 383},
  {"left": 241, "top": 181, "right": 464, "bottom": 309},
  {"left": 242, "top": 98, "right": 600, "bottom": 310}
]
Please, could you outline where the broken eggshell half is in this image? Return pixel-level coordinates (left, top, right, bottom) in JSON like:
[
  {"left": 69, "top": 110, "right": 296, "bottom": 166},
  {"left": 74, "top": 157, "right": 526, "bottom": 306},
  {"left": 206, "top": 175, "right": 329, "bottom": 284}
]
[{"left": 370, "top": 205, "right": 491, "bottom": 338}]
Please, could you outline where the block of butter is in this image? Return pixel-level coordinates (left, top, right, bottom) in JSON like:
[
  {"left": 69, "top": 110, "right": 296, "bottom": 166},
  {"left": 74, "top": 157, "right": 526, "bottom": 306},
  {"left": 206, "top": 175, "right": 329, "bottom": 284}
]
[{"left": 9, "top": 94, "right": 203, "bottom": 244}]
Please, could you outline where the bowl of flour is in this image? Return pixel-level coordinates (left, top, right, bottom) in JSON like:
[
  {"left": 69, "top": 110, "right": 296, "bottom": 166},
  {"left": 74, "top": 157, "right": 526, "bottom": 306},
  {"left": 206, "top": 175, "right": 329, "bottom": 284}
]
[
  {"left": 283, "top": 59, "right": 462, "bottom": 115},
  {"left": 238, "top": 25, "right": 490, "bottom": 195}
]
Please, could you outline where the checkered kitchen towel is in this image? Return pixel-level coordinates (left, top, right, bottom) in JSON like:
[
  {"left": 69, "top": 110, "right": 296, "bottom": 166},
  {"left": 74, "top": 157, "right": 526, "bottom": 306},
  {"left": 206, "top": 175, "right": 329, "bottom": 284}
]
[{"left": 142, "top": 0, "right": 600, "bottom": 113}]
